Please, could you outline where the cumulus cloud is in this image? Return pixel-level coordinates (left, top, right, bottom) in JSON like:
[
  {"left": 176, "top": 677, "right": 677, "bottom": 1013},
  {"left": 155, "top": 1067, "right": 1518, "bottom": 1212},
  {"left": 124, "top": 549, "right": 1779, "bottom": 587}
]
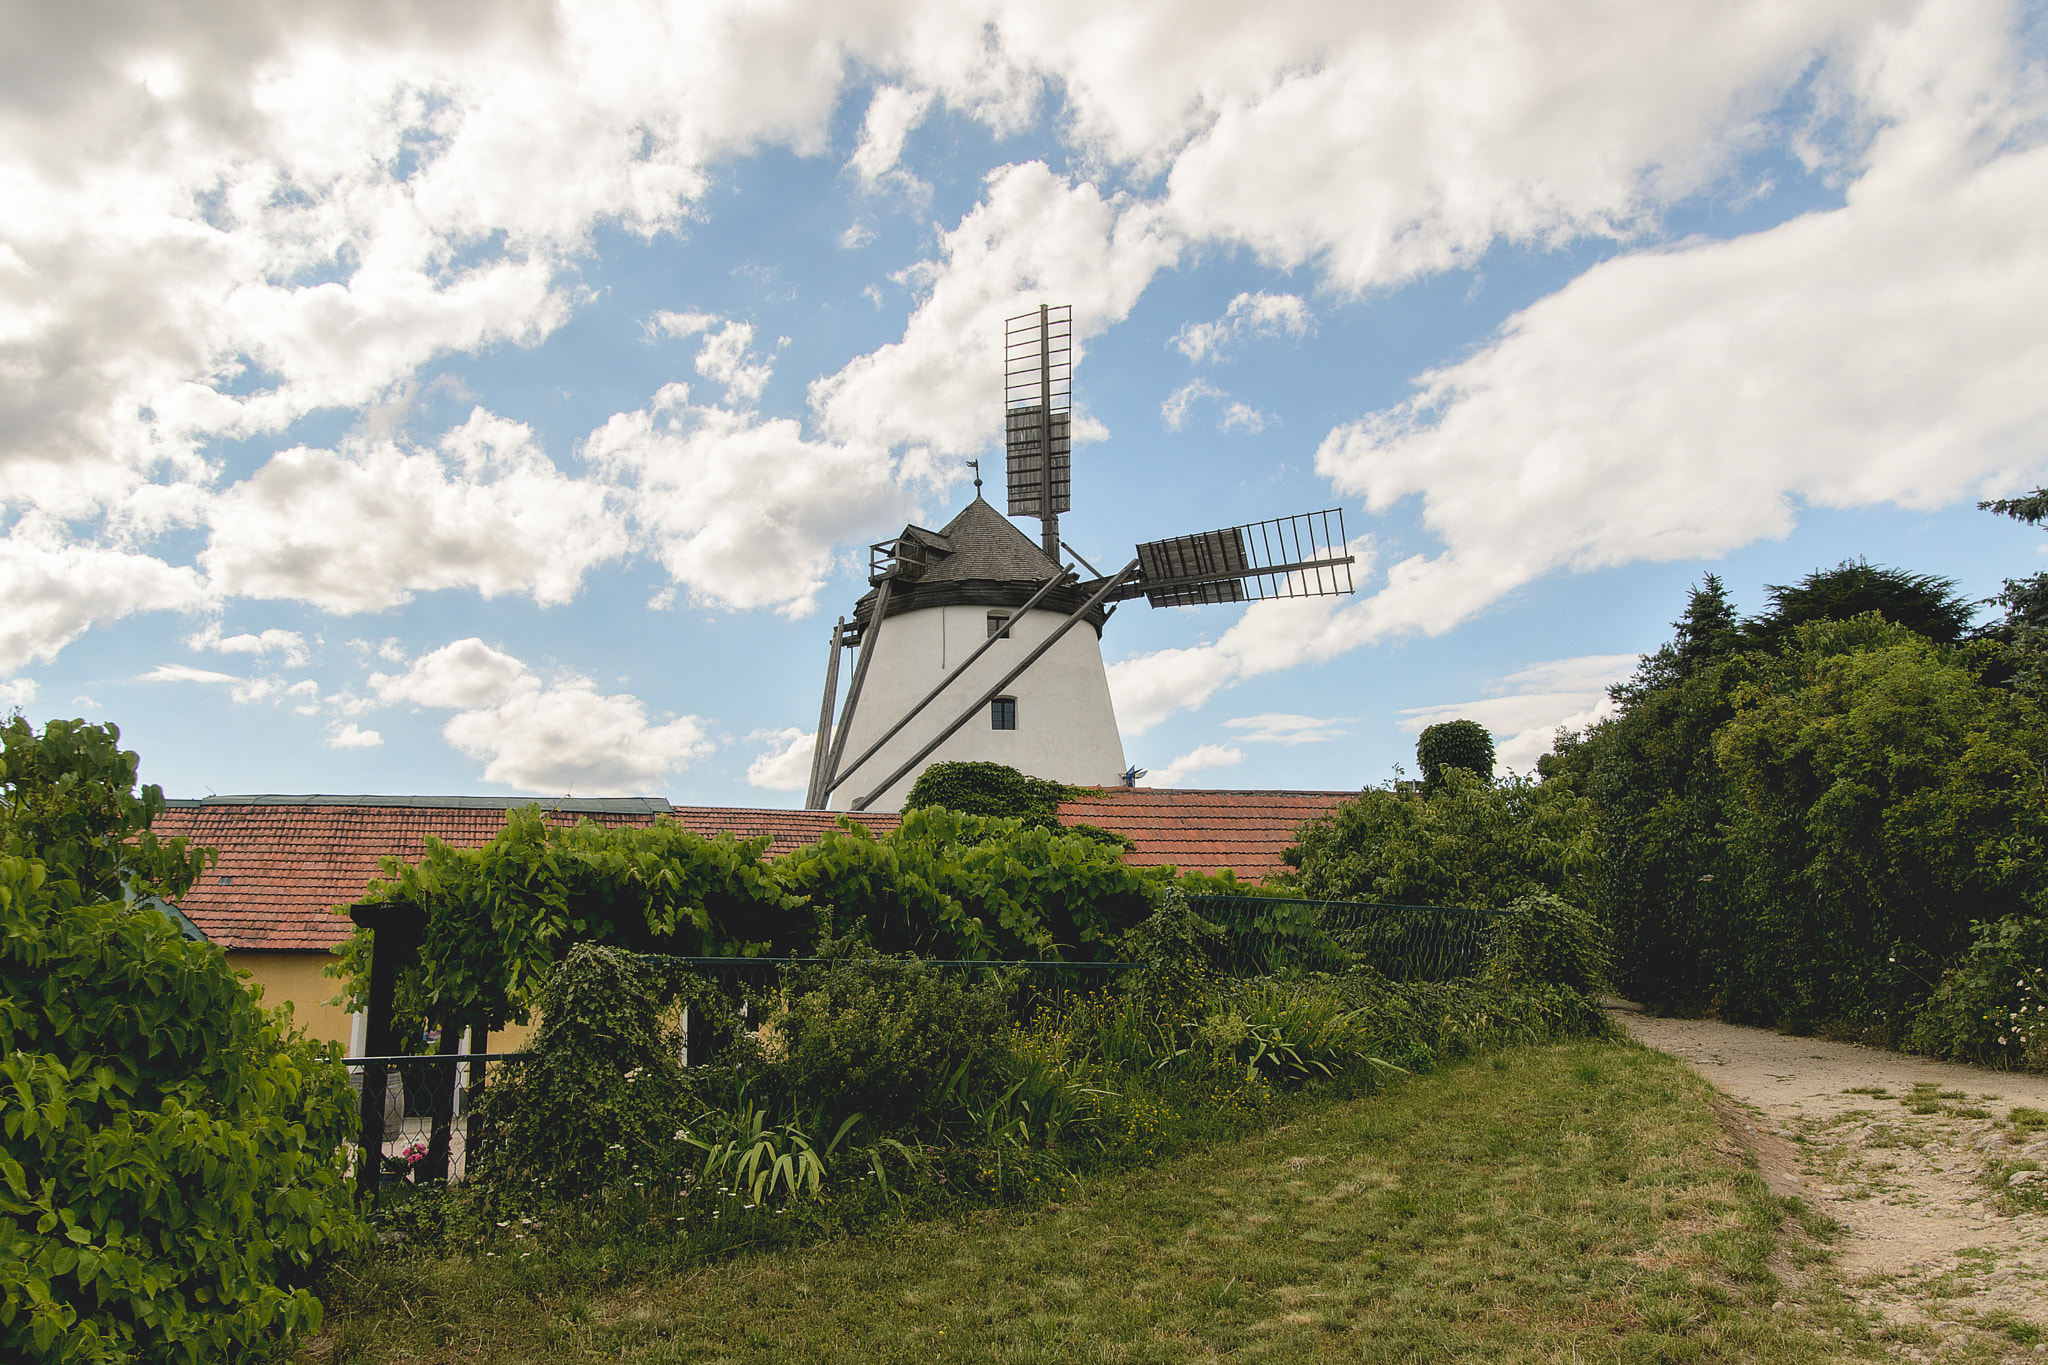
[
  {"left": 1399, "top": 653, "right": 1640, "bottom": 774},
  {"left": 586, "top": 383, "right": 910, "bottom": 617},
  {"left": 186, "top": 622, "right": 311, "bottom": 666},
  {"left": 139, "top": 664, "right": 240, "bottom": 686},
  {"left": 808, "top": 162, "right": 1180, "bottom": 471},
  {"left": 1147, "top": 742, "right": 1244, "bottom": 788},
  {"left": 0, "top": 538, "right": 212, "bottom": 673},
  {"left": 1172, "top": 292, "right": 1314, "bottom": 362},
  {"left": 442, "top": 679, "right": 713, "bottom": 794},
  {"left": 0, "top": 678, "right": 35, "bottom": 712},
  {"left": 138, "top": 661, "right": 320, "bottom": 707},
  {"left": 746, "top": 727, "right": 814, "bottom": 791},
  {"left": 1161, "top": 379, "right": 1222, "bottom": 432},
  {"left": 651, "top": 311, "right": 775, "bottom": 404},
  {"left": 202, "top": 408, "right": 626, "bottom": 613},
  {"left": 329, "top": 722, "right": 382, "bottom": 749},
  {"left": 368, "top": 635, "right": 710, "bottom": 791},
  {"left": 848, "top": 85, "right": 934, "bottom": 189}
]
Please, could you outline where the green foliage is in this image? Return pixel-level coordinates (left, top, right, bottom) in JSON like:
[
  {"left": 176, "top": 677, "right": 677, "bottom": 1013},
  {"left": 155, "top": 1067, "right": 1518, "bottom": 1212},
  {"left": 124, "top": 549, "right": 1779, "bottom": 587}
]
[
  {"left": 336, "top": 812, "right": 809, "bottom": 1029},
  {"left": 469, "top": 943, "right": 735, "bottom": 1196},
  {"left": 1483, "top": 892, "right": 1611, "bottom": 996},
  {"left": 761, "top": 955, "right": 1014, "bottom": 1130},
  {"left": 1415, "top": 719, "right": 1495, "bottom": 788},
  {"left": 1712, "top": 617, "right": 2048, "bottom": 1034},
  {"left": 901, "top": 761, "right": 1077, "bottom": 830},
  {"left": 1744, "top": 558, "right": 1974, "bottom": 650},
  {"left": 774, "top": 808, "right": 1168, "bottom": 960},
  {"left": 0, "top": 719, "right": 364, "bottom": 1363},
  {"left": 1908, "top": 915, "right": 2048, "bottom": 1067},
  {"left": 1285, "top": 768, "right": 1599, "bottom": 912}
]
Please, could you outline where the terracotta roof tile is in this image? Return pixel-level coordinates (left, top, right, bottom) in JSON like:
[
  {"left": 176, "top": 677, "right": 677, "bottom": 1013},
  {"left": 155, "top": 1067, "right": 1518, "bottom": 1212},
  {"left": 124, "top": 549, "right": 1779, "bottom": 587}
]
[
  {"left": 154, "top": 787, "right": 1349, "bottom": 952},
  {"left": 1055, "top": 787, "right": 1350, "bottom": 879},
  {"left": 153, "top": 799, "right": 896, "bottom": 953}
]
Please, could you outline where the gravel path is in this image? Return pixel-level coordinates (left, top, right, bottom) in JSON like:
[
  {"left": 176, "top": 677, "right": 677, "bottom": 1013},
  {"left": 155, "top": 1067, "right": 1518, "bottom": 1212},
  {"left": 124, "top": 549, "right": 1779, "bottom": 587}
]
[{"left": 1619, "top": 1010, "right": 2048, "bottom": 1360}]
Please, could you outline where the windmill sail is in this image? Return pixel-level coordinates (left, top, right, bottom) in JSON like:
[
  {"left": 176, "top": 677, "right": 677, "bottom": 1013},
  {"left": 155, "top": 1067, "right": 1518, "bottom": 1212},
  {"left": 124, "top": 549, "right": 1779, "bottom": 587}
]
[
  {"left": 1004, "top": 305, "right": 1072, "bottom": 521},
  {"left": 1116, "top": 509, "right": 1355, "bottom": 607}
]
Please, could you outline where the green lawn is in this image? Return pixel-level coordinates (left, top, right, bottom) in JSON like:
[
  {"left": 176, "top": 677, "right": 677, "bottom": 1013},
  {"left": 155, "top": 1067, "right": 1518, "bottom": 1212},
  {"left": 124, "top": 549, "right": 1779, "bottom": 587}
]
[{"left": 310, "top": 1041, "right": 1870, "bottom": 1363}]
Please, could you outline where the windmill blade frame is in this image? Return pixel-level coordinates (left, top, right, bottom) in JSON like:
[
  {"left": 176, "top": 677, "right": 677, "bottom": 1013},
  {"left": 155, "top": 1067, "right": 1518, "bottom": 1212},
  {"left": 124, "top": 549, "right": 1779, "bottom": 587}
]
[{"left": 1093, "top": 508, "right": 1356, "bottom": 607}]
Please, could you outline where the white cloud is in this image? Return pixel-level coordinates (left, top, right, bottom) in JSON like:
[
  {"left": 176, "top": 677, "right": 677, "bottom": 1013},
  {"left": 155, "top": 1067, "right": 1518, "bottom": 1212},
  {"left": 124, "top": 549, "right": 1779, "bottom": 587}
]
[
  {"left": 1161, "top": 378, "right": 1222, "bottom": 432},
  {"left": 186, "top": 622, "right": 310, "bottom": 666},
  {"left": 745, "top": 727, "right": 814, "bottom": 791},
  {"left": 329, "top": 722, "right": 382, "bottom": 749},
  {"left": 442, "top": 679, "right": 713, "bottom": 794},
  {"left": 1223, "top": 713, "right": 1354, "bottom": 746},
  {"left": 838, "top": 223, "right": 875, "bottom": 249},
  {"left": 1147, "top": 742, "right": 1244, "bottom": 788},
  {"left": 1172, "top": 291, "right": 1315, "bottom": 362},
  {"left": 1315, "top": 10, "right": 2048, "bottom": 645},
  {"left": 0, "top": 678, "right": 35, "bottom": 712},
  {"left": 202, "top": 408, "right": 626, "bottom": 613},
  {"left": 848, "top": 85, "right": 934, "bottom": 189},
  {"left": 371, "top": 637, "right": 534, "bottom": 709},
  {"left": 0, "top": 538, "right": 212, "bottom": 673},
  {"left": 140, "top": 664, "right": 240, "bottom": 686},
  {"left": 586, "top": 383, "right": 909, "bottom": 617},
  {"left": 369, "top": 634, "right": 711, "bottom": 792},
  {"left": 652, "top": 312, "right": 774, "bottom": 404},
  {"left": 808, "top": 162, "right": 1180, "bottom": 471},
  {"left": 1218, "top": 403, "right": 1268, "bottom": 434},
  {"left": 1398, "top": 653, "right": 1641, "bottom": 774}
]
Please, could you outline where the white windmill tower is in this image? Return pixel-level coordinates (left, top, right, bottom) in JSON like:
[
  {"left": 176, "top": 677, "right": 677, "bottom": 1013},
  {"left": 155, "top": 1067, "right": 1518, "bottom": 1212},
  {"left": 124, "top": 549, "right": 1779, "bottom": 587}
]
[{"left": 805, "top": 305, "right": 1358, "bottom": 813}]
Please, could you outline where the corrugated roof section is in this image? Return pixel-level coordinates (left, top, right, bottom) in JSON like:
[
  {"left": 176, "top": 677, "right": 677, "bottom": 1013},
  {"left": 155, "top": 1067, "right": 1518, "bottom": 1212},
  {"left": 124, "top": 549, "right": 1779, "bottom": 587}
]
[{"left": 1055, "top": 787, "right": 1352, "bottom": 879}]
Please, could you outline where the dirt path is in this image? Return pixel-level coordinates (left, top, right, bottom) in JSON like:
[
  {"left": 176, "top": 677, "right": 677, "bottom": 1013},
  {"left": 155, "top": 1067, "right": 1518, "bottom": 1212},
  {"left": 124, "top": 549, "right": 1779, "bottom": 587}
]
[{"left": 1619, "top": 1010, "right": 2048, "bottom": 1360}]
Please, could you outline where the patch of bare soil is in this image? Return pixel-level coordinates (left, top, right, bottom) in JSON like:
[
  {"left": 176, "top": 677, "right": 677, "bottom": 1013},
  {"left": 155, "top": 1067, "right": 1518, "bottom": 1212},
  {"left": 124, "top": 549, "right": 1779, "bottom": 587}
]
[{"left": 1620, "top": 1009, "right": 2048, "bottom": 1361}]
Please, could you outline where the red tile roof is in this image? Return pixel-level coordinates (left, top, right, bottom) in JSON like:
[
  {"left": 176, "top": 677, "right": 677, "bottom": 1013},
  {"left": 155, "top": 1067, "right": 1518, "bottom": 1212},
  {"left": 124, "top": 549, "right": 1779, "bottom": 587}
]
[
  {"left": 1055, "top": 787, "right": 1351, "bottom": 878},
  {"left": 152, "top": 787, "right": 1347, "bottom": 952},
  {"left": 152, "top": 798, "right": 896, "bottom": 953}
]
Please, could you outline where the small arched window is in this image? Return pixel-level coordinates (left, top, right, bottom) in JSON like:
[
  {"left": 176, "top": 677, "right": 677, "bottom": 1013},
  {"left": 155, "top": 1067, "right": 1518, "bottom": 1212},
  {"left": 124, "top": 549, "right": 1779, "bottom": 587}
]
[{"left": 991, "top": 697, "right": 1018, "bottom": 730}]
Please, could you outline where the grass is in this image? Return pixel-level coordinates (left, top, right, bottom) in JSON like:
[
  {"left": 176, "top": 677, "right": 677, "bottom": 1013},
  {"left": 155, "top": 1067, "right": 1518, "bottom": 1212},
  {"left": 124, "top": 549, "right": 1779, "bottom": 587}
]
[{"left": 307, "top": 1040, "right": 1872, "bottom": 1364}]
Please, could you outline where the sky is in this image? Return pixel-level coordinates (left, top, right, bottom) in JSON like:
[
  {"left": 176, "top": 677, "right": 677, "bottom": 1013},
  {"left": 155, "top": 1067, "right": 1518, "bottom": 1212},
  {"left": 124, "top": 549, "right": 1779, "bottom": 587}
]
[{"left": 4, "top": 0, "right": 2047, "bottom": 804}]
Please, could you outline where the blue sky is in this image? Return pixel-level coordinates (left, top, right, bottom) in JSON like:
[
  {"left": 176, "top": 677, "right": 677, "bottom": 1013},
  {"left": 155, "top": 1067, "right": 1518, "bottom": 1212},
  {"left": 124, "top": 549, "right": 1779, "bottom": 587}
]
[{"left": 4, "top": 1, "right": 2046, "bottom": 803}]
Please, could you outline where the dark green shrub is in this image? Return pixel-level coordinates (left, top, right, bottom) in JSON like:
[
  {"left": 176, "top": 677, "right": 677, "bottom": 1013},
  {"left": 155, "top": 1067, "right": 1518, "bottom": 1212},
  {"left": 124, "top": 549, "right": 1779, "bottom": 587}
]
[
  {"left": 470, "top": 943, "right": 740, "bottom": 1194},
  {"left": 1416, "top": 719, "right": 1495, "bottom": 787},
  {"left": 0, "top": 718, "right": 364, "bottom": 1363},
  {"left": 763, "top": 955, "right": 1013, "bottom": 1130},
  {"left": 903, "top": 761, "right": 1077, "bottom": 829},
  {"left": 1908, "top": 914, "right": 2048, "bottom": 1068},
  {"left": 1485, "top": 892, "right": 1612, "bottom": 996}
]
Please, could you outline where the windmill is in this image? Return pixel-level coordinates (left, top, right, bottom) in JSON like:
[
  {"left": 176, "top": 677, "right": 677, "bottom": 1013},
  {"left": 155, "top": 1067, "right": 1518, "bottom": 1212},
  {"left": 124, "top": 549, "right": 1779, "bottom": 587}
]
[{"left": 804, "top": 303, "right": 1357, "bottom": 813}]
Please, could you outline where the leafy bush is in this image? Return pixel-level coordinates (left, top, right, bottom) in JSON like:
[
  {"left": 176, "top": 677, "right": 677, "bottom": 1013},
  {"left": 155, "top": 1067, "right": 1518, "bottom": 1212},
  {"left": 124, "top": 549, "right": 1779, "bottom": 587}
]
[
  {"left": 903, "top": 761, "right": 1078, "bottom": 829},
  {"left": 336, "top": 812, "right": 810, "bottom": 1032},
  {"left": 1485, "top": 892, "right": 1611, "bottom": 996},
  {"left": 1416, "top": 719, "right": 1496, "bottom": 787},
  {"left": 1908, "top": 914, "right": 2048, "bottom": 1067},
  {"left": 469, "top": 943, "right": 737, "bottom": 1195},
  {"left": 0, "top": 718, "right": 364, "bottom": 1363},
  {"left": 775, "top": 808, "right": 1168, "bottom": 959},
  {"left": 762, "top": 954, "right": 1014, "bottom": 1130},
  {"left": 1285, "top": 768, "right": 1599, "bottom": 911}
]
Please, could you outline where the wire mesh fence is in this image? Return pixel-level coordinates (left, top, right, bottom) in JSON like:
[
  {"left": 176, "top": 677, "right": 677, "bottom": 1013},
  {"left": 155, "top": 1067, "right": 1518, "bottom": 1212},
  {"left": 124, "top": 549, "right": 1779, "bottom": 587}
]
[
  {"left": 1185, "top": 895, "right": 1499, "bottom": 981},
  {"left": 345, "top": 1051, "right": 519, "bottom": 1195}
]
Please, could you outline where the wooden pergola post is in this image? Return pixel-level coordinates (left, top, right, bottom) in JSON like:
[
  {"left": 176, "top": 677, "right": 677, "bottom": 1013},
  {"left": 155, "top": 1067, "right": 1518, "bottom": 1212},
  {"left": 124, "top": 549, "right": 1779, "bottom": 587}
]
[{"left": 347, "top": 900, "right": 425, "bottom": 1202}]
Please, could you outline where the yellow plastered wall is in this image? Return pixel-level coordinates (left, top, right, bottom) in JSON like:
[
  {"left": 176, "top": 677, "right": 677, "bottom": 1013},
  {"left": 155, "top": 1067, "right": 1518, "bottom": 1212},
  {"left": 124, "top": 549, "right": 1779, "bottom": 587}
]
[
  {"left": 230, "top": 950, "right": 355, "bottom": 1048},
  {"left": 227, "top": 949, "right": 539, "bottom": 1055}
]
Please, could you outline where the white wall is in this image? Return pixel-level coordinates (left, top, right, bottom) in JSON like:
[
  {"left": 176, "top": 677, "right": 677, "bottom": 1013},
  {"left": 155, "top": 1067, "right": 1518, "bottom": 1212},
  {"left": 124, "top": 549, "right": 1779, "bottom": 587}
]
[{"left": 827, "top": 602, "right": 1126, "bottom": 812}]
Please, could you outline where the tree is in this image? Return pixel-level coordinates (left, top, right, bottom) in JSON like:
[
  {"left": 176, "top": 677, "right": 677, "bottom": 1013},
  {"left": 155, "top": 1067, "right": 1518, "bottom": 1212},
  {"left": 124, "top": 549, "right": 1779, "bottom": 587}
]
[
  {"left": 1743, "top": 559, "right": 1973, "bottom": 650},
  {"left": 1415, "top": 719, "right": 1495, "bottom": 788},
  {"left": 0, "top": 718, "right": 364, "bottom": 1362}
]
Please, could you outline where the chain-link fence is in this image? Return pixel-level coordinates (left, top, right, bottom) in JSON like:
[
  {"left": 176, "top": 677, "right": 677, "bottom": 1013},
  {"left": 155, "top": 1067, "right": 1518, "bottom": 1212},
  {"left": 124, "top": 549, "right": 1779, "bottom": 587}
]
[
  {"left": 1185, "top": 895, "right": 1498, "bottom": 981},
  {"left": 346, "top": 1051, "right": 521, "bottom": 1196}
]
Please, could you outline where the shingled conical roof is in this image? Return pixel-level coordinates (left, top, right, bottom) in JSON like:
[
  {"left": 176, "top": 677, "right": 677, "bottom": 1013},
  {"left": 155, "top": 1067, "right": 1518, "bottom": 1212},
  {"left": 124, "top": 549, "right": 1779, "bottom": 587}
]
[{"left": 852, "top": 494, "right": 1108, "bottom": 633}]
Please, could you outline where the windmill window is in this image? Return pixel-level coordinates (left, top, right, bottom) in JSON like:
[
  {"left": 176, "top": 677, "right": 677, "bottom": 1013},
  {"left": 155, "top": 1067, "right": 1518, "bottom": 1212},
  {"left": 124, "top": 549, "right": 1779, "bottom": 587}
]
[
  {"left": 991, "top": 697, "right": 1018, "bottom": 730},
  {"left": 987, "top": 611, "right": 1012, "bottom": 639}
]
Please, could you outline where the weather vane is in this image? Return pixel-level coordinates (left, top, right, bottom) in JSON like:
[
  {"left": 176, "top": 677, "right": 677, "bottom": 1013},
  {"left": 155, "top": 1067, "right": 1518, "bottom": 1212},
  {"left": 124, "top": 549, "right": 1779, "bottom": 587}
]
[{"left": 967, "top": 457, "right": 982, "bottom": 497}]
